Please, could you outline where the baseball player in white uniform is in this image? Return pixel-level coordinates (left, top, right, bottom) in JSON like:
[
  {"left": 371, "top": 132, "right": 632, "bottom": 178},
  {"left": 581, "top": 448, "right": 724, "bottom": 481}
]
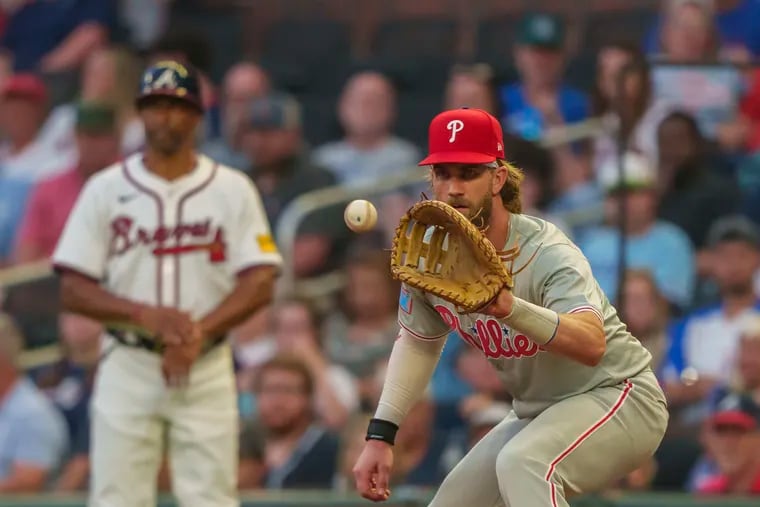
[{"left": 52, "top": 60, "right": 282, "bottom": 506}]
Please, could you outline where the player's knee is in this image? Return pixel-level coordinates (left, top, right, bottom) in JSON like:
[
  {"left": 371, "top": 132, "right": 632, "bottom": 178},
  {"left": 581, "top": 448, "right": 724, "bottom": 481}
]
[{"left": 495, "top": 444, "right": 544, "bottom": 483}]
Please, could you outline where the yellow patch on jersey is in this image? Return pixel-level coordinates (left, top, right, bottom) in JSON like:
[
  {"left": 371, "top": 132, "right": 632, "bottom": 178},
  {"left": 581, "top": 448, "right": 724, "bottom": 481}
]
[{"left": 256, "top": 234, "right": 278, "bottom": 253}]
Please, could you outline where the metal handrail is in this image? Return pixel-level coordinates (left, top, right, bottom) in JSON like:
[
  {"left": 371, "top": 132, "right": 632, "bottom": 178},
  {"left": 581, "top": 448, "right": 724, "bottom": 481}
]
[{"left": 274, "top": 169, "right": 428, "bottom": 292}]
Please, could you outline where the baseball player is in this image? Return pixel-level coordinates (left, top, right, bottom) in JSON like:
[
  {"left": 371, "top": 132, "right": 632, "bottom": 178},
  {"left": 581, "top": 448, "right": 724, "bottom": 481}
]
[
  {"left": 52, "top": 60, "right": 282, "bottom": 507},
  {"left": 352, "top": 108, "right": 669, "bottom": 506}
]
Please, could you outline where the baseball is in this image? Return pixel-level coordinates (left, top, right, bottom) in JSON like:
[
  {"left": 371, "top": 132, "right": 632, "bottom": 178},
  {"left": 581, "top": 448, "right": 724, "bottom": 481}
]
[{"left": 344, "top": 199, "right": 378, "bottom": 233}]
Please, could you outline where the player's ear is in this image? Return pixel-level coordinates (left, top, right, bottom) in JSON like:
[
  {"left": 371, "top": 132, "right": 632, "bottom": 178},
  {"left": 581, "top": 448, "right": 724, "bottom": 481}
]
[{"left": 491, "top": 163, "right": 508, "bottom": 196}]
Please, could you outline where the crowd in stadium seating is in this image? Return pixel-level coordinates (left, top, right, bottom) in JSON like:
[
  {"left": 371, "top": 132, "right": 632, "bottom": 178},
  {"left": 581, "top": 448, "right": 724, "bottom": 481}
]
[{"left": 0, "top": 0, "right": 760, "bottom": 499}]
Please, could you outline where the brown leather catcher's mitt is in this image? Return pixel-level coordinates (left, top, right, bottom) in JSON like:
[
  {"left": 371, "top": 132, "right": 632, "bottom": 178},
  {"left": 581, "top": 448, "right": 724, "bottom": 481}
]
[{"left": 390, "top": 200, "right": 514, "bottom": 313}]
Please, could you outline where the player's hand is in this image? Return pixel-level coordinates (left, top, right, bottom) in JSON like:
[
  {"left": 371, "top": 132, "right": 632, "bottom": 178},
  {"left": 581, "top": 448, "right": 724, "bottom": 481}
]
[
  {"left": 480, "top": 287, "right": 514, "bottom": 319},
  {"left": 134, "top": 306, "right": 195, "bottom": 345},
  {"left": 161, "top": 323, "right": 204, "bottom": 388},
  {"left": 353, "top": 440, "right": 393, "bottom": 502}
]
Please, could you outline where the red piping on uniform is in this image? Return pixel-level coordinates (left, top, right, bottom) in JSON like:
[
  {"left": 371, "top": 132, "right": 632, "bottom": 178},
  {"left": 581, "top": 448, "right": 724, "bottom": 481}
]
[
  {"left": 544, "top": 380, "right": 633, "bottom": 507},
  {"left": 123, "top": 162, "right": 165, "bottom": 306},
  {"left": 568, "top": 305, "right": 604, "bottom": 324}
]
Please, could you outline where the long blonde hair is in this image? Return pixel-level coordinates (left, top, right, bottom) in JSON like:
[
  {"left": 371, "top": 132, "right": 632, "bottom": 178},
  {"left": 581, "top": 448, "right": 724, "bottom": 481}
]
[{"left": 499, "top": 160, "right": 524, "bottom": 214}]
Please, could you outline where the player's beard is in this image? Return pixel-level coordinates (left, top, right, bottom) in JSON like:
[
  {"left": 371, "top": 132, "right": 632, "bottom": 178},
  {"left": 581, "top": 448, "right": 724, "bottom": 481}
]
[
  {"left": 146, "top": 126, "right": 187, "bottom": 156},
  {"left": 448, "top": 191, "right": 493, "bottom": 230}
]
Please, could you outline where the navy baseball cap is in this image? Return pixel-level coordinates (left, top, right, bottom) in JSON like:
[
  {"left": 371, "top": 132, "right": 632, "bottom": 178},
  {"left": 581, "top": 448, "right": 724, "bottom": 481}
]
[
  {"left": 517, "top": 13, "right": 565, "bottom": 49},
  {"left": 246, "top": 93, "right": 302, "bottom": 130},
  {"left": 706, "top": 215, "right": 760, "bottom": 249},
  {"left": 135, "top": 60, "right": 203, "bottom": 112},
  {"left": 709, "top": 388, "right": 760, "bottom": 431}
]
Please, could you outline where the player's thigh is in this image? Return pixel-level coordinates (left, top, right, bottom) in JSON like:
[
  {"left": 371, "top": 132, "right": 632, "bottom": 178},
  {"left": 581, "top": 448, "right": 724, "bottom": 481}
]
[
  {"left": 497, "top": 376, "right": 668, "bottom": 496},
  {"left": 167, "top": 352, "right": 239, "bottom": 507},
  {"left": 89, "top": 347, "right": 166, "bottom": 507},
  {"left": 89, "top": 405, "right": 165, "bottom": 507},
  {"left": 428, "top": 410, "right": 529, "bottom": 507}
]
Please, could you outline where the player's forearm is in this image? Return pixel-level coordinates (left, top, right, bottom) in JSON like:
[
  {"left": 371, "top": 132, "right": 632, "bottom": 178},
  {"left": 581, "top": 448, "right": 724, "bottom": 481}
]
[
  {"left": 495, "top": 294, "right": 605, "bottom": 366},
  {"left": 59, "top": 272, "right": 143, "bottom": 324},
  {"left": 542, "top": 312, "right": 606, "bottom": 366},
  {"left": 373, "top": 329, "right": 446, "bottom": 429},
  {"left": 198, "top": 265, "right": 277, "bottom": 340}
]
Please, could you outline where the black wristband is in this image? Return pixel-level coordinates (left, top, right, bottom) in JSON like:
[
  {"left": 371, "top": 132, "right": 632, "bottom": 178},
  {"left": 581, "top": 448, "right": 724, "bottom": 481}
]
[{"left": 365, "top": 418, "right": 399, "bottom": 445}]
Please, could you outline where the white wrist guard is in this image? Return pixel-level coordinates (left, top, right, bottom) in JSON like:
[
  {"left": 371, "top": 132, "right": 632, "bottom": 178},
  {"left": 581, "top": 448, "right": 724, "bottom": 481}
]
[
  {"left": 503, "top": 297, "right": 560, "bottom": 346},
  {"left": 373, "top": 328, "right": 446, "bottom": 426}
]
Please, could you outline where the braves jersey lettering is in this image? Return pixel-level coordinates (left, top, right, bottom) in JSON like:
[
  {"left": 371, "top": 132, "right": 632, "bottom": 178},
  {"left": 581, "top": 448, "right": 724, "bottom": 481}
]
[
  {"left": 53, "top": 153, "right": 282, "bottom": 312},
  {"left": 398, "top": 213, "right": 653, "bottom": 418},
  {"left": 109, "top": 216, "right": 227, "bottom": 262}
]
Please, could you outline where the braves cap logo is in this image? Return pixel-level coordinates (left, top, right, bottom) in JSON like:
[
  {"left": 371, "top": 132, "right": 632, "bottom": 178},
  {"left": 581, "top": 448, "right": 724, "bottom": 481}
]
[{"left": 447, "top": 119, "right": 464, "bottom": 143}]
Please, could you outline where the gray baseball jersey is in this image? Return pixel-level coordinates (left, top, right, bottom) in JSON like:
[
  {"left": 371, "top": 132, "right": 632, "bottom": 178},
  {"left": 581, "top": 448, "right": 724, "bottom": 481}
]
[{"left": 399, "top": 212, "right": 653, "bottom": 418}]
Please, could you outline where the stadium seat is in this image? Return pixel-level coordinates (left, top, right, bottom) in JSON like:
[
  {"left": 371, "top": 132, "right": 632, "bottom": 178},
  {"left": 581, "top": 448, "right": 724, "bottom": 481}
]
[
  {"left": 371, "top": 17, "right": 458, "bottom": 60},
  {"left": 475, "top": 14, "right": 522, "bottom": 65},
  {"left": 582, "top": 8, "right": 657, "bottom": 52}
]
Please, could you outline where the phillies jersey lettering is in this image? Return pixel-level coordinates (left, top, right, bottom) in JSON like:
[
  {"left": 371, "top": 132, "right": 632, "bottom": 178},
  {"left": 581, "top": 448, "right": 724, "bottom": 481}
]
[
  {"left": 434, "top": 305, "right": 540, "bottom": 359},
  {"left": 398, "top": 213, "right": 653, "bottom": 418},
  {"left": 52, "top": 153, "right": 282, "bottom": 316}
]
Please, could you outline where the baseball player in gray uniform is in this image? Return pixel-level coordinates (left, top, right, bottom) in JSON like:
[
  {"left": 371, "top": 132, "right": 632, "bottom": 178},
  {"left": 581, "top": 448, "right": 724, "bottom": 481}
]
[{"left": 352, "top": 108, "right": 668, "bottom": 506}]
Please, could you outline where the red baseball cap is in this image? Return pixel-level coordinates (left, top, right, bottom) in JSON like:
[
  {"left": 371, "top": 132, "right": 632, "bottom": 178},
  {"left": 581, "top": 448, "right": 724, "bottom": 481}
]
[
  {"left": 1, "top": 73, "right": 47, "bottom": 103},
  {"left": 418, "top": 108, "right": 505, "bottom": 166}
]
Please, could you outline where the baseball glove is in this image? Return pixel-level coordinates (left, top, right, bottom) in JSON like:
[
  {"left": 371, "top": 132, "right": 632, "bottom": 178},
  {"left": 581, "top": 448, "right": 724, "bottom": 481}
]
[{"left": 390, "top": 200, "right": 516, "bottom": 313}]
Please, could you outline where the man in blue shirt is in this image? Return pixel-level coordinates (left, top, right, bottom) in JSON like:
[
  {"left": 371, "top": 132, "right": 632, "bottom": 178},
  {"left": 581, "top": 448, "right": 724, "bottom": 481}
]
[
  {"left": 0, "top": 314, "right": 68, "bottom": 492},
  {"left": 579, "top": 152, "right": 696, "bottom": 310},
  {"left": 500, "top": 12, "right": 589, "bottom": 143}
]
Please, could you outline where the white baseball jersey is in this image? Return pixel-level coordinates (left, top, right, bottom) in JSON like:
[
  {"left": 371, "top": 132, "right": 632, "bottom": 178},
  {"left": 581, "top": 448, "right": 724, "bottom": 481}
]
[{"left": 52, "top": 152, "right": 283, "bottom": 318}]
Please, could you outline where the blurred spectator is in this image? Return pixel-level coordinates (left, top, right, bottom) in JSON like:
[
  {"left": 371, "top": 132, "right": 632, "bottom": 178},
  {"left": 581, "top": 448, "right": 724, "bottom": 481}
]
[
  {"left": 616, "top": 457, "right": 659, "bottom": 492},
  {"left": 620, "top": 269, "right": 672, "bottom": 375},
  {"left": 731, "top": 315, "right": 760, "bottom": 398},
  {"left": 657, "top": 0, "right": 721, "bottom": 62},
  {"left": 656, "top": 111, "right": 741, "bottom": 257},
  {"left": 591, "top": 41, "right": 674, "bottom": 176},
  {"left": 202, "top": 61, "right": 271, "bottom": 170},
  {"left": 334, "top": 412, "right": 372, "bottom": 492},
  {"left": 646, "top": 0, "right": 760, "bottom": 58},
  {"left": 44, "top": 46, "right": 145, "bottom": 157},
  {"left": 500, "top": 12, "right": 588, "bottom": 143},
  {"left": 455, "top": 345, "right": 512, "bottom": 423},
  {"left": 313, "top": 71, "right": 421, "bottom": 187},
  {"left": 650, "top": 1, "right": 746, "bottom": 143},
  {"left": 390, "top": 393, "right": 451, "bottom": 488},
  {"left": 466, "top": 401, "right": 511, "bottom": 450},
  {"left": 0, "top": 73, "right": 73, "bottom": 182},
  {"left": 322, "top": 250, "right": 399, "bottom": 406},
  {"left": 0, "top": 313, "right": 68, "bottom": 492},
  {"left": 579, "top": 152, "right": 696, "bottom": 309},
  {"left": 444, "top": 63, "right": 500, "bottom": 115},
  {"left": 665, "top": 216, "right": 760, "bottom": 417},
  {"left": 239, "top": 92, "right": 346, "bottom": 278},
  {"left": 695, "top": 388, "right": 760, "bottom": 495},
  {"left": 238, "top": 419, "right": 266, "bottom": 490},
  {"left": 117, "top": 0, "right": 171, "bottom": 51},
  {"left": 253, "top": 355, "right": 339, "bottom": 489},
  {"left": 502, "top": 133, "right": 573, "bottom": 237},
  {"left": 0, "top": 0, "right": 116, "bottom": 73},
  {"left": 33, "top": 313, "right": 102, "bottom": 492},
  {"left": 253, "top": 296, "right": 360, "bottom": 430},
  {"left": 14, "top": 102, "right": 119, "bottom": 264}
]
